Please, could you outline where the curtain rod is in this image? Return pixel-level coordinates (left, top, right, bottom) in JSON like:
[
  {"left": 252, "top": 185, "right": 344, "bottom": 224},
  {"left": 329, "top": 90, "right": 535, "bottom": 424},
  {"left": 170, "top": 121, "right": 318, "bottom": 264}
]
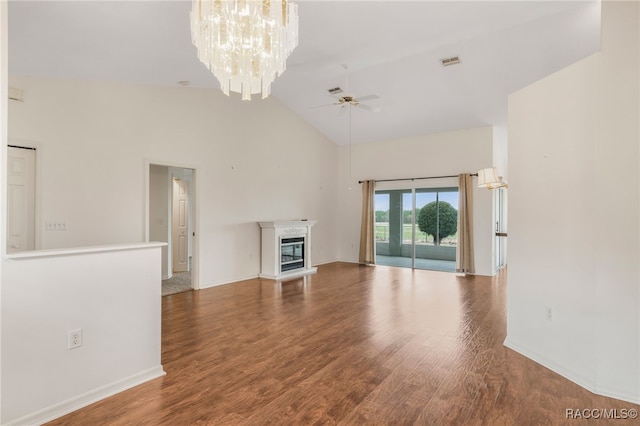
[{"left": 358, "top": 173, "right": 477, "bottom": 184}]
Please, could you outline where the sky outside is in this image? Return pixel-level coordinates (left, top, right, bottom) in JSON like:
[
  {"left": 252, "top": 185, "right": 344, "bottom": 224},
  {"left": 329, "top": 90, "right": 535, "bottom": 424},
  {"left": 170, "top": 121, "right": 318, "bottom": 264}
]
[{"left": 375, "top": 190, "right": 459, "bottom": 212}]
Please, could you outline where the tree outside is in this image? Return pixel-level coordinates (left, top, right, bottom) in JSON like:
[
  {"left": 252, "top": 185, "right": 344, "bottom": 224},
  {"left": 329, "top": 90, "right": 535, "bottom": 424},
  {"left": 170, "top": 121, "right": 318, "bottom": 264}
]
[
  {"left": 375, "top": 210, "right": 388, "bottom": 222},
  {"left": 403, "top": 210, "right": 413, "bottom": 224},
  {"left": 417, "top": 201, "right": 457, "bottom": 246}
]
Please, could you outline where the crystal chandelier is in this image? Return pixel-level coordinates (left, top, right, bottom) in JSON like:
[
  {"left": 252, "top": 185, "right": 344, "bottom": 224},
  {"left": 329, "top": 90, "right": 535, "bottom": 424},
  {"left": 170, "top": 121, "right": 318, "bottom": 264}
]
[{"left": 190, "top": 0, "right": 299, "bottom": 100}]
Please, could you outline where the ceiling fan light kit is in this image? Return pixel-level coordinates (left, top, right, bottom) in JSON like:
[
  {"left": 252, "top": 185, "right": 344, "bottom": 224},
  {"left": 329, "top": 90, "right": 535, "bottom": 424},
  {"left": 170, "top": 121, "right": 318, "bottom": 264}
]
[{"left": 190, "top": 0, "right": 299, "bottom": 100}]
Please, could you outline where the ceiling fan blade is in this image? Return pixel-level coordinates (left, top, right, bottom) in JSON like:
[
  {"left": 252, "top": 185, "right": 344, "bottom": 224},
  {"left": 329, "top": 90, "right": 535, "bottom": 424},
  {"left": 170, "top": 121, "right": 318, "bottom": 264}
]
[
  {"left": 309, "top": 103, "right": 335, "bottom": 110},
  {"left": 356, "top": 103, "right": 381, "bottom": 113},
  {"left": 357, "top": 94, "right": 379, "bottom": 102}
]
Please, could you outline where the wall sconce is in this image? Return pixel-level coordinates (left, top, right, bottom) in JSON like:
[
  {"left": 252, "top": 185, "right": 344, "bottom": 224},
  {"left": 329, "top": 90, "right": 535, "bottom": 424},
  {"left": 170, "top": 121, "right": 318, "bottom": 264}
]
[{"left": 477, "top": 167, "right": 508, "bottom": 189}]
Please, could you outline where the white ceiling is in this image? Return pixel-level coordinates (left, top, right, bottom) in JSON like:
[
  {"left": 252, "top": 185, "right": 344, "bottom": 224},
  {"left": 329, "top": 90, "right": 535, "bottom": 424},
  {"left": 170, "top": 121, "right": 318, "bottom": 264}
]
[{"left": 8, "top": 0, "right": 601, "bottom": 145}]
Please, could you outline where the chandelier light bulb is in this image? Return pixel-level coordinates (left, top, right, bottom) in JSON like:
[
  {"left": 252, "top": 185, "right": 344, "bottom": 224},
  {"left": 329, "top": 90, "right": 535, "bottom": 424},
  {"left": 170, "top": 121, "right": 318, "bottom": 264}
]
[{"left": 190, "top": 0, "right": 299, "bottom": 100}]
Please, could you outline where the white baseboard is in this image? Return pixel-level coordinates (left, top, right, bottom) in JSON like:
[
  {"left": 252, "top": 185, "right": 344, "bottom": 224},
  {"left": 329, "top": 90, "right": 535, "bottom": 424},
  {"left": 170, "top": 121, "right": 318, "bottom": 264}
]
[
  {"left": 6, "top": 366, "right": 166, "bottom": 426},
  {"left": 504, "top": 337, "right": 640, "bottom": 405},
  {"left": 504, "top": 337, "right": 596, "bottom": 392},
  {"left": 259, "top": 267, "right": 317, "bottom": 281},
  {"left": 198, "top": 261, "right": 344, "bottom": 289},
  {"left": 198, "top": 273, "right": 260, "bottom": 290},
  {"left": 592, "top": 384, "right": 640, "bottom": 405}
]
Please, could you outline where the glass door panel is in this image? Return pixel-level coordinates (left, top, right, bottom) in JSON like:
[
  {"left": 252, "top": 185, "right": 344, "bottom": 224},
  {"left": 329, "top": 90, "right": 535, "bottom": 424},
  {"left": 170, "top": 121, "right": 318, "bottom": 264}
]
[
  {"left": 374, "top": 193, "right": 390, "bottom": 247},
  {"left": 376, "top": 186, "right": 458, "bottom": 272},
  {"left": 402, "top": 191, "right": 414, "bottom": 268},
  {"left": 375, "top": 189, "right": 411, "bottom": 268},
  {"left": 414, "top": 188, "right": 458, "bottom": 271}
]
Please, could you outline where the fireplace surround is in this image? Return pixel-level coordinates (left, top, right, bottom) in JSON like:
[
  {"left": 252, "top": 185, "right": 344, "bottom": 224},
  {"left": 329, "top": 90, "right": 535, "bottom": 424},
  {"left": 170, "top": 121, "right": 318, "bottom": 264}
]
[{"left": 258, "top": 220, "right": 317, "bottom": 280}]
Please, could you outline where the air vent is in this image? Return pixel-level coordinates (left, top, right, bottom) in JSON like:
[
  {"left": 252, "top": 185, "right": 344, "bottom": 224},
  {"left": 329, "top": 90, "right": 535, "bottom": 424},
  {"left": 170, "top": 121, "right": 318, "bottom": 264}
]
[
  {"left": 8, "top": 87, "right": 23, "bottom": 102},
  {"left": 327, "top": 86, "right": 343, "bottom": 95},
  {"left": 440, "top": 56, "right": 461, "bottom": 67}
]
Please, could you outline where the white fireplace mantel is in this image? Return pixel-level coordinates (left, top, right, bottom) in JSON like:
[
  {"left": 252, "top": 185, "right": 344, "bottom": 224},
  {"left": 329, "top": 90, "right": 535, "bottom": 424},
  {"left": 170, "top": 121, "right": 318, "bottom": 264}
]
[{"left": 258, "top": 220, "right": 317, "bottom": 280}]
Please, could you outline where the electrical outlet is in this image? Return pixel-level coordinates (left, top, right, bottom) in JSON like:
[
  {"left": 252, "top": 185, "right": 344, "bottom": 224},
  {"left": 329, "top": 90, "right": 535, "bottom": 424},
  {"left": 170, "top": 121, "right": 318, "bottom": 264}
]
[
  {"left": 68, "top": 329, "right": 82, "bottom": 349},
  {"left": 545, "top": 306, "right": 553, "bottom": 321},
  {"left": 46, "top": 221, "right": 68, "bottom": 231}
]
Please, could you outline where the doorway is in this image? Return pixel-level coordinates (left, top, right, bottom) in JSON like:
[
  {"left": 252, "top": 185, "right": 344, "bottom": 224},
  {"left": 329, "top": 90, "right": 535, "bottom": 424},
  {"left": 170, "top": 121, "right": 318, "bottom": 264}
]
[
  {"left": 6, "top": 145, "right": 36, "bottom": 253},
  {"left": 172, "top": 177, "right": 190, "bottom": 273},
  {"left": 374, "top": 186, "right": 458, "bottom": 272},
  {"left": 495, "top": 187, "right": 507, "bottom": 271},
  {"left": 148, "top": 163, "right": 196, "bottom": 296}
]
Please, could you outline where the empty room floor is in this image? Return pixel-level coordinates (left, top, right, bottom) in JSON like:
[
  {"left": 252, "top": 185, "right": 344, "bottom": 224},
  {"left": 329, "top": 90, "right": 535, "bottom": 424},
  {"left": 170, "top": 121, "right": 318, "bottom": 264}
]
[
  {"left": 48, "top": 263, "right": 638, "bottom": 425},
  {"left": 376, "top": 254, "right": 456, "bottom": 272}
]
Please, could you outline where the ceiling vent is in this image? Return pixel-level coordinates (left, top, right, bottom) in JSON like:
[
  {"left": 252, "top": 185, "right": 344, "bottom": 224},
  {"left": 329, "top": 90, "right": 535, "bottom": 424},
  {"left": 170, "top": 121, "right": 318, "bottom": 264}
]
[
  {"left": 327, "top": 86, "right": 343, "bottom": 95},
  {"left": 440, "top": 56, "right": 461, "bottom": 67},
  {"left": 8, "top": 87, "right": 23, "bottom": 102}
]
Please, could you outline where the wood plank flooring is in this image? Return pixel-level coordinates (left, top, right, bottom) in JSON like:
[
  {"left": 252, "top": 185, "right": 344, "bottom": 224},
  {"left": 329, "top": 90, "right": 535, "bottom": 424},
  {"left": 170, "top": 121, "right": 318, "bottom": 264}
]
[{"left": 48, "top": 262, "right": 638, "bottom": 425}]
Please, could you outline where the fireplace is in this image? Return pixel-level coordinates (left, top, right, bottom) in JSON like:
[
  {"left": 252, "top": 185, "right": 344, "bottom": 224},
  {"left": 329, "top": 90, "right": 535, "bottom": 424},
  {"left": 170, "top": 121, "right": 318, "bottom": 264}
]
[
  {"left": 258, "top": 220, "right": 317, "bottom": 280},
  {"left": 280, "top": 237, "right": 305, "bottom": 272}
]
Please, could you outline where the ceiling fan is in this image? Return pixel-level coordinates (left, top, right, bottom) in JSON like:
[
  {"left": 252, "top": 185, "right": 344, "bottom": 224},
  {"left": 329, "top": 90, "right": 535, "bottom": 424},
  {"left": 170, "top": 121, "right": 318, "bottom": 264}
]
[
  {"left": 330, "top": 93, "right": 380, "bottom": 112},
  {"left": 311, "top": 65, "right": 381, "bottom": 112}
]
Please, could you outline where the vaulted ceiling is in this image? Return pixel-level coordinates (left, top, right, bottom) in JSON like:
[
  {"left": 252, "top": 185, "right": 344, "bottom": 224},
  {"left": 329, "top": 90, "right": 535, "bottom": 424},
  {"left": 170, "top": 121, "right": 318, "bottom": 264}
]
[{"left": 8, "top": 0, "right": 601, "bottom": 145}]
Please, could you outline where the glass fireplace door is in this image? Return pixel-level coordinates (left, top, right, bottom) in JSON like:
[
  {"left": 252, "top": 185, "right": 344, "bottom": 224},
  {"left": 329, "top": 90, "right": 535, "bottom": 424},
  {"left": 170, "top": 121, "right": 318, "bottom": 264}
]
[{"left": 280, "top": 237, "right": 305, "bottom": 272}]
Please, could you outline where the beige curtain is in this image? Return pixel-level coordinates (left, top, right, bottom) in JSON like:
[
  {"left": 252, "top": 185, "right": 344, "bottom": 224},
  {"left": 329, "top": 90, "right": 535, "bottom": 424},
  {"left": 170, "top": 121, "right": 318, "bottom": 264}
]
[
  {"left": 359, "top": 180, "right": 376, "bottom": 264},
  {"left": 456, "top": 174, "right": 475, "bottom": 274}
]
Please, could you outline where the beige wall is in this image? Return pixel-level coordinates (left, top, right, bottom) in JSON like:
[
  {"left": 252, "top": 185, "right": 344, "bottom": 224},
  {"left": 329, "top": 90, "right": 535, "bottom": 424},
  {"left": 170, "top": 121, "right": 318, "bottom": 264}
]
[
  {"left": 2, "top": 74, "right": 340, "bottom": 423},
  {"left": 7, "top": 76, "right": 340, "bottom": 287},
  {"left": 336, "top": 126, "right": 497, "bottom": 276},
  {"left": 149, "top": 164, "right": 170, "bottom": 278},
  {"left": 0, "top": 2, "right": 7, "bottom": 422},
  {"left": 2, "top": 245, "right": 165, "bottom": 424},
  {"left": 506, "top": 0, "right": 639, "bottom": 403}
]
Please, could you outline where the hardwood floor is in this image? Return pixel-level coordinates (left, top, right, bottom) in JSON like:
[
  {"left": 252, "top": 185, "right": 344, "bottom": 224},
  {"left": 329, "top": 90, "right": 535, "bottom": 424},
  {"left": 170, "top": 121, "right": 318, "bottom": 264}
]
[{"left": 48, "top": 262, "right": 638, "bottom": 425}]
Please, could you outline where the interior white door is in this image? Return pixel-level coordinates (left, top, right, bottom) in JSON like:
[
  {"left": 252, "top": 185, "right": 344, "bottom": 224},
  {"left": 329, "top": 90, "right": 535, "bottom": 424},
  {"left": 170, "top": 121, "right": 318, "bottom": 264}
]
[
  {"left": 7, "top": 146, "right": 36, "bottom": 253},
  {"left": 172, "top": 178, "right": 189, "bottom": 272}
]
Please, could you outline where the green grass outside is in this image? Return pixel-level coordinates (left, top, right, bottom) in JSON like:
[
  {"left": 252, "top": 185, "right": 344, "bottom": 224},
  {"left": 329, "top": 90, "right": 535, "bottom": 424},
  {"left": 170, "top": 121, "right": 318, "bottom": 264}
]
[{"left": 375, "top": 223, "right": 457, "bottom": 246}]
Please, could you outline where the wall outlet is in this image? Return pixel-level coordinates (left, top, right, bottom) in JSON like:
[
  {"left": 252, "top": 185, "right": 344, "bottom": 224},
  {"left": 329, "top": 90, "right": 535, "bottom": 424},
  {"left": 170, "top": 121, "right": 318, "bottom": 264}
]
[
  {"left": 68, "top": 329, "right": 82, "bottom": 349},
  {"left": 545, "top": 306, "right": 553, "bottom": 321},
  {"left": 46, "top": 221, "right": 68, "bottom": 231}
]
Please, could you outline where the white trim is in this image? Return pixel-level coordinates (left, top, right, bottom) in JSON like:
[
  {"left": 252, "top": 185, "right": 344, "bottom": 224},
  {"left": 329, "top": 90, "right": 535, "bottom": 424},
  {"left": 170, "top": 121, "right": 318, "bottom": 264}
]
[
  {"left": 504, "top": 337, "right": 640, "bottom": 405},
  {"left": 593, "top": 385, "right": 640, "bottom": 406},
  {"left": 145, "top": 160, "right": 199, "bottom": 290},
  {"left": 258, "top": 220, "right": 318, "bottom": 228},
  {"left": 5, "top": 241, "right": 166, "bottom": 260},
  {"left": 4, "top": 366, "right": 166, "bottom": 426},
  {"left": 189, "top": 260, "right": 339, "bottom": 289},
  {"left": 259, "top": 266, "right": 318, "bottom": 281},
  {"left": 1, "top": 2, "right": 8, "bottom": 421},
  {"left": 7, "top": 140, "right": 43, "bottom": 251},
  {"left": 144, "top": 159, "right": 199, "bottom": 240},
  {"left": 504, "top": 336, "right": 596, "bottom": 391},
  {"left": 198, "top": 273, "right": 261, "bottom": 290}
]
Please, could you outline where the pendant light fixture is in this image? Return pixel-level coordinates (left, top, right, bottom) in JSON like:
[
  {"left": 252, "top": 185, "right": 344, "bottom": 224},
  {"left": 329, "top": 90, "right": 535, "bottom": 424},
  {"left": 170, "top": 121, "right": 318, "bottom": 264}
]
[{"left": 190, "top": 0, "right": 299, "bottom": 100}]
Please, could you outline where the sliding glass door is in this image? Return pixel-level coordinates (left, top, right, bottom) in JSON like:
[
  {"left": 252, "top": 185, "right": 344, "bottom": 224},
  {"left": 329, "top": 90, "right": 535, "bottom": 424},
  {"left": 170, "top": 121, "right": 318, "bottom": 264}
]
[{"left": 375, "top": 187, "right": 458, "bottom": 272}]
